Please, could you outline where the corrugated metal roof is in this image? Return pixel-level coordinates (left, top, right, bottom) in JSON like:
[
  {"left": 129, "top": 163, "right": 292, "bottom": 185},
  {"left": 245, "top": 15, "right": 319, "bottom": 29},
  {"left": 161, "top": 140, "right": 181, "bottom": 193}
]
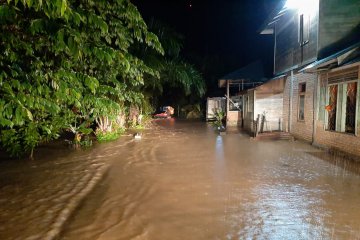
[
  {"left": 259, "top": 0, "right": 287, "bottom": 34},
  {"left": 300, "top": 42, "right": 360, "bottom": 72},
  {"left": 218, "top": 61, "right": 267, "bottom": 88},
  {"left": 219, "top": 61, "right": 267, "bottom": 81}
]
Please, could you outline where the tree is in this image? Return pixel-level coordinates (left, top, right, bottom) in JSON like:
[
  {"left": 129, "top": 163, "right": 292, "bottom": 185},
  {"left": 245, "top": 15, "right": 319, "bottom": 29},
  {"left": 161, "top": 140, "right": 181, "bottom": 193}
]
[
  {"left": 137, "top": 20, "right": 206, "bottom": 110},
  {"left": 0, "top": 0, "right": 163, "bottom": 158}
]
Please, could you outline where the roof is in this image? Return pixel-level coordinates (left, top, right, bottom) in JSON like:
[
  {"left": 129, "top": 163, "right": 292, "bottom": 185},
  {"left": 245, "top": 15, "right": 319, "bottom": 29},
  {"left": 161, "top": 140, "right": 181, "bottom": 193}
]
[
  {"left": 242, "top": 75, "right": 286, "bottom": 95},
  {"left": 300, "top": 42, "right": 360, "bottom": 72},
  {"left": 259, "top": 1, "right": 287, "bottom": 34},
  {"left": 218, "top": 61, "right": 267, "bottom": 88}
]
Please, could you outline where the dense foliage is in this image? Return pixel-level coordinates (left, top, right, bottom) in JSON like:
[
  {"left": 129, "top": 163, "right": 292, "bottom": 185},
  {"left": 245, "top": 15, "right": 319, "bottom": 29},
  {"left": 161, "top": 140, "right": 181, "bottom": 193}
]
[
  {"left": 0, "top": 0, "right": 205, "bottom": 158},
  {"left": 141, "top": 20, "right": 206, "bottom": 107}
]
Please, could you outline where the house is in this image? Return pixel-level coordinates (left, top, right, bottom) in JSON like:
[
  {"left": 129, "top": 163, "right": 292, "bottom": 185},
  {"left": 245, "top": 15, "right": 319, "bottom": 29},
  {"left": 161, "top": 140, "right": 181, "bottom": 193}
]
[
  {"left": 218, "top": 61, "right": 267, "bottom": 126},
  {"left": 261, "top": 0, "right": 360, "bottom": 156},
  {"left": 242, "top": 76, "right": 286, "bottom": 135}
]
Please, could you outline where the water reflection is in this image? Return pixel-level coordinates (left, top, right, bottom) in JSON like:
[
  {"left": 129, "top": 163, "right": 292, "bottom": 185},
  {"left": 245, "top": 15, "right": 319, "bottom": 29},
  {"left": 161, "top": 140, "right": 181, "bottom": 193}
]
[
  {"left": 1, "top": 120, "right": 360, "bottom": 240},
  {"left": 214, "top": 135, "right": 225, "bottom": 183},
  {"left": 61, "top": 122, "right": 360, "bottom": 240}
]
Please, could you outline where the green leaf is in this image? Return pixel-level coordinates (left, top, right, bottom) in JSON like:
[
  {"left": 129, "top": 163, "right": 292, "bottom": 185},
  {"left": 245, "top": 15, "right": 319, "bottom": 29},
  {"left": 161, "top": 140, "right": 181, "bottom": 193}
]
[
  {"left": 15, "top": 106, "right": 24, "bottom": 125},
  {"left": 30, "top": 19, "right": 44, "bottom": 35},
  {"left": 26, "top": 109, "right": 33, "bottom": 121},
  {"left": 79, "top": 127, "right": 93, "bottom": 135},
  {"left": 42, "top": 126, "right": 51, "bottom": 135},
  {"left": 26, "top": 0, "right": 32, "bottom": 8},
  {"left": 0, "top": 118, "right": 14, "bottom": 128},
  {"left": 60, "top": 0, "right": 67, "bottom": 16}
]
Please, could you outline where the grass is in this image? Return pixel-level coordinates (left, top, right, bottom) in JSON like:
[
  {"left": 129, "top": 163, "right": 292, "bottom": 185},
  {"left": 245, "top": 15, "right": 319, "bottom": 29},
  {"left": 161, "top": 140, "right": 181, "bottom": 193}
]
[
  {"left": 131, "top": 124, "right": 145, "bottom": 130},
  {"left": 96, "top": 128, "right": 125, "bottom": 142}
]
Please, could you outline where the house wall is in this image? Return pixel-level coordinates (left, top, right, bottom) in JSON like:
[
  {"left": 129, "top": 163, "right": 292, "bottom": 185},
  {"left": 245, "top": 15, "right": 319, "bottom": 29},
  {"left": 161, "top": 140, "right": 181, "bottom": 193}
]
[
  {"left": 314, "top": 63, "right": 360, "bottom": 156},
  {"left": 318, "top": 0, "right": 360, "bottom": 57},
  {"left": 264, "top": 0, "right": 360, "bottom": 157},
  {"left": 226, "top": 111, "right": 242, "bottom": 126},
  {"left": 242, "top": 78, "right": 285, "bottom": 133},
  {"left": 243, "top": 90, "right": 255, "bottom": 132},
  {"left": 283, "top": 72, "right": 317, "bottom": 142},
  {"left": 274, "top": 1, "right": 319, "bottom": 75},
  {"left": 254, "top": 78, "right": 285, "bottom": 132},
  {"left": 281, "top": 63, "right": 360, "bottom": 157},
  {"left": 283, "top": 76, "right": 290, "bottom": 132},
  {"left": 255, "top": 92, "right": 284, "bottom": 132}
]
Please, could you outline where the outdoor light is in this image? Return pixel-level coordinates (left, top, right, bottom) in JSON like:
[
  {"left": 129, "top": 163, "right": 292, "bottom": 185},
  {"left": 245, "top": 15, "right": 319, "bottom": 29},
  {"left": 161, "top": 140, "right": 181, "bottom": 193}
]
[
  {"left": 284, "top": 0, "right": 301, "bottom": 9},
  {"left": 284, "top": 0, "right": 317, "bottom": 14}
]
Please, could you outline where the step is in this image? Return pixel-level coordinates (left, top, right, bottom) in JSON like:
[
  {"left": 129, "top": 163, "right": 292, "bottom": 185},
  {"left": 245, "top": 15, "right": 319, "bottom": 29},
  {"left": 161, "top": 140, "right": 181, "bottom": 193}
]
[{"left": 255, "top": 132, "right": 294, "bottom": 141}]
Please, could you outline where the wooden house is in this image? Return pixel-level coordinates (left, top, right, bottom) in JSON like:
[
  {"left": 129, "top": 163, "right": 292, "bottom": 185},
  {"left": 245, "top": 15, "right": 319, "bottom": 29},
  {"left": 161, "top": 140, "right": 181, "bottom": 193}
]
[{"left": 261, "top": 0, "right": 360, "bottom": 156}]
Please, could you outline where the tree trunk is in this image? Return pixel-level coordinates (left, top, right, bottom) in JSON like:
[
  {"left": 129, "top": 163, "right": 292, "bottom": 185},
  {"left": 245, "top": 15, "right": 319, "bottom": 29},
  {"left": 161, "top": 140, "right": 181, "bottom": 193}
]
[{"left": 29, "top": 148, "right": 34, "bottom": 160}]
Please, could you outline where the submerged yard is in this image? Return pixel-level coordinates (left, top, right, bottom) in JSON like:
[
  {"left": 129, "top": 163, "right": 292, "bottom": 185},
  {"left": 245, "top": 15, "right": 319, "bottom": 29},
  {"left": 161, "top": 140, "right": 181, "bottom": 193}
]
[{"left": 1, "top": 119, "right": 360, "bottom": 240}]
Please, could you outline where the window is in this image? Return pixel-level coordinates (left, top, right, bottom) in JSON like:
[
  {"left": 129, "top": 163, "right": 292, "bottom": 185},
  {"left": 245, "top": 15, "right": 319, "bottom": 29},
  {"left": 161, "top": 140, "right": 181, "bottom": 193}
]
[
  {"left": 327, "top": 85, "right": 338, "bottom": 131},
  {"left": 299, "top": 13, "right": 310, "bottom": 46},
  {"left": 345, "top": 82, "right": 357, "bottom": 133},
  {"left": 298, "top": 83, "right": 306, "bottom": 121},
  {"left": 327, "top": 82, "right": 358, "bottom": 134}
]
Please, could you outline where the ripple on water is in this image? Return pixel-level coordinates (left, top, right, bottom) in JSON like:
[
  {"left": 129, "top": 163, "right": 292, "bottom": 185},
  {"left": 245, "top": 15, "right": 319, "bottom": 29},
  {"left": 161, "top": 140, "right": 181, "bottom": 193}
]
[
  {"left": 3, "top": 120, "right": 360, "bottom": 240},
  {"left": 0, "top": 139, "right": 133, "bottom": 240}
]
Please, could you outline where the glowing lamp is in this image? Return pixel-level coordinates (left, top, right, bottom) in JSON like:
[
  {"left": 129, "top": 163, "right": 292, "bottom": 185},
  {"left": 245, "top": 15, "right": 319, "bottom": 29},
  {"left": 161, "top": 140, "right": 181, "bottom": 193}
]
[
  {"left": 284, "top": 0, "right": 317, "bottom": 15},
  {"left": 284, "top": 0, "right": 300, "bottom": 9}
]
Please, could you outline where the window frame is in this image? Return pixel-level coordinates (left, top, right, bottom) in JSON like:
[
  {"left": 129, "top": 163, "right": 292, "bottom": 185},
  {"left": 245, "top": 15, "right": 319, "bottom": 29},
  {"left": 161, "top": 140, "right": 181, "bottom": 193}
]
[
  {"left": 298, "top": 82, "right": 306, "bottom": 121},
  {"left": 326, "top": 79, "right": 359, "bottom": 135},
  {"left": 299, "top": 13, "right": 310, "bottom": 46}
]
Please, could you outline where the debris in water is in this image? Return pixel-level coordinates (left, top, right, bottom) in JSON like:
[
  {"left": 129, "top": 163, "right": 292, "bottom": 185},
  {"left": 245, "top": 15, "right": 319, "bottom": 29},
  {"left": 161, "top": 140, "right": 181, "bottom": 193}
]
[{"left": 134, "top": 133, "right": 142, "bottom": 140}]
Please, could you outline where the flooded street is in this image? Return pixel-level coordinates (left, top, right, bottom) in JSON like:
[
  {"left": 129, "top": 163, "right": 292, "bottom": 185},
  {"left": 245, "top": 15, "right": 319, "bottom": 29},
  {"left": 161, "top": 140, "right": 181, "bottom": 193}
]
[{"left": 1, "top": 120, "right": 360, "bottom": 239}]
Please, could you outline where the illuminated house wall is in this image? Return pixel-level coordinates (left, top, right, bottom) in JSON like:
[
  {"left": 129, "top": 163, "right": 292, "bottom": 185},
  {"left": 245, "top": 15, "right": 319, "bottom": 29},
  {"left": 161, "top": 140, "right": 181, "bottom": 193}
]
[
  {"left": 261, "top": 0, "right": 360, "bottom": 157},
  {"left": 273, "top": 1, "right": 319, "bottom": 75},
  {"left": 262, "top": 0, "right": 360, "bottom": 75},
  {"left": 318, "top": 0, "right": 360, "bottom": 58}
]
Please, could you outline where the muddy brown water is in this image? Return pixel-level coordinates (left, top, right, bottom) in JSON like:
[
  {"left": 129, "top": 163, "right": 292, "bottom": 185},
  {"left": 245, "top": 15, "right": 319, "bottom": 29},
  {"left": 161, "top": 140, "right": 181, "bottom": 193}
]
[{"left": 1, "top": 119, "right": 360, "bottom": 240}]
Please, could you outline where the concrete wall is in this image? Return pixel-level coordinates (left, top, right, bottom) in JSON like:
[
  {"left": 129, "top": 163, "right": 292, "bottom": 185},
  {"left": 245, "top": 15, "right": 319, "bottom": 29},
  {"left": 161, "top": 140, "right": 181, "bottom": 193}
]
[
  {"left": 242, "top": 78, "right": 285, "bottom": 133},
  {"left": 282, "top": 64, "right": 360, "bottom": 157},
  {"left": 314, "top": 121, "right": 360, "bottom": 156},
  {"left": 226, "top": 111, "right": 242, "bottom": 126},
  {"left": 314, "top": 63, "right": 360, "bottom": 157},
  {"left": 254, "top": 78, "right": 285, "bottom": 132},
  {"left": 255, "top": 92, "right": 284, "bottom": 132},
  {"left": 283, "top": 72, "right": 316, "bottom": 142}
]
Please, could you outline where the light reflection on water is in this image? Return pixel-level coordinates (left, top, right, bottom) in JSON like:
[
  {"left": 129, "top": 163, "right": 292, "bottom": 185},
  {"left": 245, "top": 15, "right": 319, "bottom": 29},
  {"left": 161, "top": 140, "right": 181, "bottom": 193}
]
[
  {"left": 214, "top": 135, "right": 226, "bottom": 184},
  {"left": 61, "top": 120, "right": 360, "bottom": 240},
  {"left": 1, "top": 120, "right": 360, "bottom": 240}
]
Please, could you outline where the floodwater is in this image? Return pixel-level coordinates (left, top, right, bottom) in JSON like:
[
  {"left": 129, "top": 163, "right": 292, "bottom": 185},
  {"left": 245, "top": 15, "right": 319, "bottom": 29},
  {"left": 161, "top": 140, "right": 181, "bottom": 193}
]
[{"left": 1, "top": 120, "right": 360, "bottom": 240}]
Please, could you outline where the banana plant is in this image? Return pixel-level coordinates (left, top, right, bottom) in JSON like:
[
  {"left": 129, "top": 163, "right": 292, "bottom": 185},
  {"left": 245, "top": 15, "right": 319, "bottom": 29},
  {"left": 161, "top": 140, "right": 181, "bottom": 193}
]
[{"left": 211, "top": 108, "right": 226, "bottom": 132}]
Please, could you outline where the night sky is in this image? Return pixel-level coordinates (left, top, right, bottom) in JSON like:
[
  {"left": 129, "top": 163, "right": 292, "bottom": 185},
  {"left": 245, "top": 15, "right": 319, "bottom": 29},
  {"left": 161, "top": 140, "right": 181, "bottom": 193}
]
[{"left": 133, "top": 0, "right": 279, "bottom": 94}]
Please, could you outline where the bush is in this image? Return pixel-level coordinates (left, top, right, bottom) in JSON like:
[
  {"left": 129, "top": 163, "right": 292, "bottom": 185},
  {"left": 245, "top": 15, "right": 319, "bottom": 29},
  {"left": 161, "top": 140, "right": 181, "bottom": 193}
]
[
  {"left": 211, "top": 109, "right": 226, "bottom": 131},
  {"left": 96, "top": 127, "right": 125, "bottom": 142}
]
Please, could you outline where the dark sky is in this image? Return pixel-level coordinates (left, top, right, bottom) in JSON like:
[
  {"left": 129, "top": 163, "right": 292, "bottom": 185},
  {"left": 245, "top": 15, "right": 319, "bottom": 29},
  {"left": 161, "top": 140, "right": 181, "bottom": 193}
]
[{"left": 132, "top": 0, "right": 279, "bottom": 88}]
